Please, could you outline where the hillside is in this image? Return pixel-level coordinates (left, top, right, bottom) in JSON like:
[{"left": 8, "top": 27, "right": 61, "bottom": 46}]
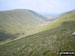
[
  {"left": 0, "top": 9, "right": 47, "bottom": 42},
  {"left": 28, "top": 10, "right": 48, "bottom": 21},
  {"left": 0, "top": 10, "right": 75, "bottom": 56}
]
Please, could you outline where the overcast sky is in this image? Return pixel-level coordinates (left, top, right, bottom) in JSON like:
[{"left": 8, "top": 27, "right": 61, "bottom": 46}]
[{"left": 0, "top": 0, "right": 75, "bottom": 14}]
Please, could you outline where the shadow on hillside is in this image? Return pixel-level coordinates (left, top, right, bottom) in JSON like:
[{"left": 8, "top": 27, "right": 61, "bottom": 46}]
[
  {"left": 0, "top": 32, "right": 25, "bottom": 42},
  {"left": 0, "top": 32, "right": 16, "bottom": 41}
]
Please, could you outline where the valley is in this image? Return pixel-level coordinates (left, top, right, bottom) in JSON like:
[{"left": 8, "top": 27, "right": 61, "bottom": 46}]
[{"left": 0, "top": 9, "right": 75, "bottom": 56}]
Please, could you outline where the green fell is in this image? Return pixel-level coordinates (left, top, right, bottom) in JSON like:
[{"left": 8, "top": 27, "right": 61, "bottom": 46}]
[
  {"left": 0, "top": 10, "right": 75, "bottom": 56},
  {"left": 0, "top": 9, "right": 46, "bottom": 42}
]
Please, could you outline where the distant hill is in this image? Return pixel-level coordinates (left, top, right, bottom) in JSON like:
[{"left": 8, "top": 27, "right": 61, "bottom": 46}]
[
  {"left": 44, "top": 15, "right": 57, "bottom": 21},
  {"left": 0, "top": 9, "right": 47, "bottom": 42},
  {"left": 28, "top": 10, "right": 48, "bottom": 21},
  {"left": 0, "top": 10, "right": 75, "bottom": 56},
  {"left": 60, "top": 10, "right": 75, "bottom": 16}
]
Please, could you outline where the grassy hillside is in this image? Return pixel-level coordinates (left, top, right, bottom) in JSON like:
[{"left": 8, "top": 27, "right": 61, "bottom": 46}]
[
  {"left": 38, "top": 10, "right": 75, "bottom": 31},
  {"left": 0, "top": 9, "right": 47, "bottom": 42},
  {"left": 0, "top": 10, "right": 75, "bottom": 56},
  {"left": 28, "top": 10, "right": 48, "bottom": 21}
]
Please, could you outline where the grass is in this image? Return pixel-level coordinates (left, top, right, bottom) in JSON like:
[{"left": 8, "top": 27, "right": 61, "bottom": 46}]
[
  {"left": 37, "top": 10, "right": 75, "bottom": 32},
  {"left": 0, "top": 10, "right": 75, "bottom": 56},
  {"left": 0, "top": 9, "right": 46, "bottom": 42}
]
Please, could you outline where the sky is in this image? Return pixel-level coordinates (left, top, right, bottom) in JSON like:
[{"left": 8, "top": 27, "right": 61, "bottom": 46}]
[{"left": 0, "top": 0, "right": 75, "bottom": 14}]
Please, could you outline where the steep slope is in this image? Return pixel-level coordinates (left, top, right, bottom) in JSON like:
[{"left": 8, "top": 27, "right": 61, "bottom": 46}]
[
  {"left": 0, "top": 10, "right": 75, "bottom": 56},
  {"left": 0, "top": 9, "right": 47, "bottom": 42}
]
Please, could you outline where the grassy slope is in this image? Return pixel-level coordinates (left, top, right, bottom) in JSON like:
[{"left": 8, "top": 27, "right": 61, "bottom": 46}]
[
  {"left": 0, "top": 9, "right": 46, "bottom": 42},
  {"left": 37, "top": 10, "right": 75, "bottom": 31},
  {"left": 0, "top": 10, "right": 75, "bottom": 56}
]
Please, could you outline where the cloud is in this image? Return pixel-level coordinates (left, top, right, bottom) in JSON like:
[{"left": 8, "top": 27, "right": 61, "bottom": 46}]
[
  {"left": 34, "top": 0, "right": 61, "bottom": 12},
  {"left": 0, "top": 0, "right": 75, "bottom": 14}
]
